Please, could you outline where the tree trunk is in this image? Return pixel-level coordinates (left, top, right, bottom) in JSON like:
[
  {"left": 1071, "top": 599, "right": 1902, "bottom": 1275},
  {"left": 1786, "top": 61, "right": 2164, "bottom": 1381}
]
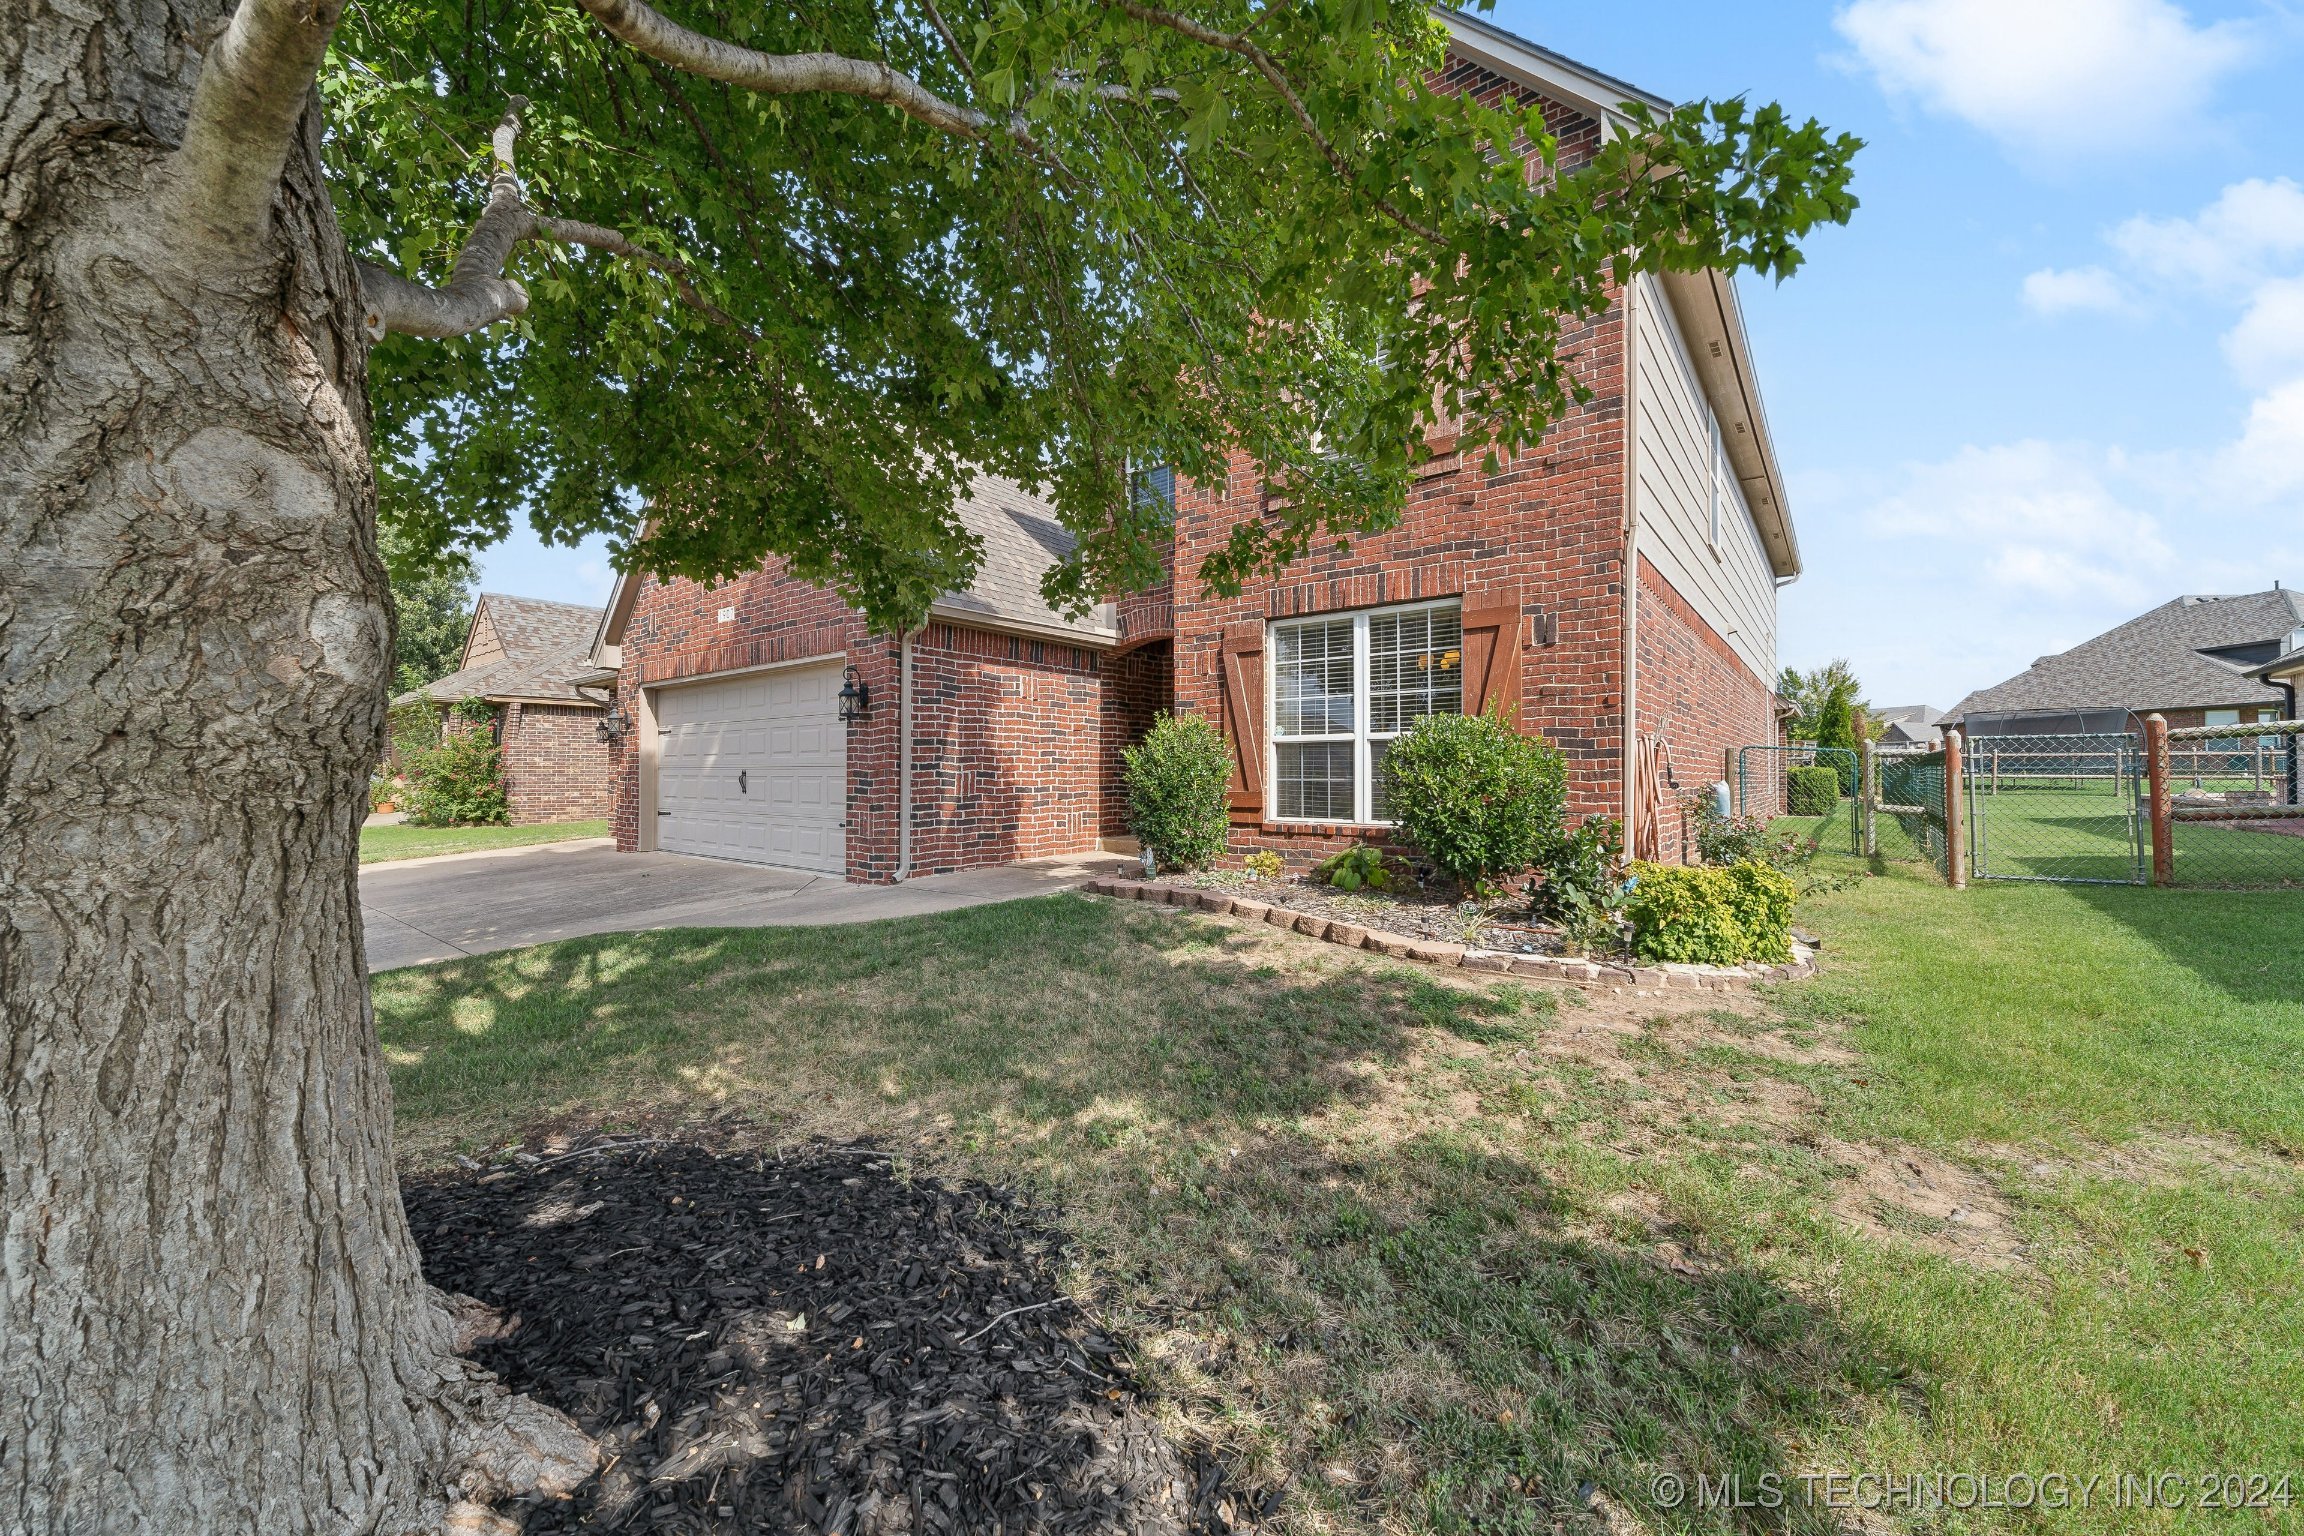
[{"left": 0, "top": 3, "right": 588, "bottom": 1530}]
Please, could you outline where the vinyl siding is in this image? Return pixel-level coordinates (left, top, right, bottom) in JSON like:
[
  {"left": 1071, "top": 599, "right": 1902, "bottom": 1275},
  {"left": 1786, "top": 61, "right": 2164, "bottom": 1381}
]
[{"left": 1633, "top": 273, "right": 1776, "bottom": 683}]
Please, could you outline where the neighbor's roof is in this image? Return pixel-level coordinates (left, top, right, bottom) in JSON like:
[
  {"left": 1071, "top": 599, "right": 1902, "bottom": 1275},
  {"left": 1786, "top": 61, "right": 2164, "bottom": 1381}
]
[
  {"left": 395, "top": 593, "right": 607, "bottom": 708},
  {"left": 1946, "top": 590, "right": 2304, "bottom": 722},
  {"left": 2250, "top": 645, "right": 2304, "bottom": 682}
]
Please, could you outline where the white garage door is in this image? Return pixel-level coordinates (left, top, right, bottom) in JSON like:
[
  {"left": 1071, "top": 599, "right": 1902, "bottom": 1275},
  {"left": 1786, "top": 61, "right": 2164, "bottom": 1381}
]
[{"left": 655, "top": 665, "right": 846, "bottom": 872}]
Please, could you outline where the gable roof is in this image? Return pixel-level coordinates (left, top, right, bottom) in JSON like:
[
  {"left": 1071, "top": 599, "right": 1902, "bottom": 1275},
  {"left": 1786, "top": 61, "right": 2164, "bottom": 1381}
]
[
  {"left": 1438, "top": 12, "right": 1798, "bottom": 580},
  {"left": 929, "top": 476, "right": 1117, "bottom": 643},
  {"left": 1946, "top": 590, "right": 2304, "bottom": 723},
  {"left": 397, "top": 593, "right": 607, "bottom": 708}
]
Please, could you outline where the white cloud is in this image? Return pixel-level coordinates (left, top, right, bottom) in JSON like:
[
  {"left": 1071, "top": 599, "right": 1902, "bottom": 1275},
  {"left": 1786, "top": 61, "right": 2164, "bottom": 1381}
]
[
  {"left": 2022, "top": 265, "right": 2129, "bottom": 316},
  {"left": 1834, "top": 0, "right": 2252, "bottom": 161},
  {"left": 2222, "top": 277, "right": 2304, "bottom": 389},
  {"left": 2214, "top": 378, "right": 2304, "bottom": 502},
  {"left": 2110, "top": 178, "right": 2304, "bottom": 293},
  {"left": 1862, "top": 441, "right": 2171, "bottom": 603}
]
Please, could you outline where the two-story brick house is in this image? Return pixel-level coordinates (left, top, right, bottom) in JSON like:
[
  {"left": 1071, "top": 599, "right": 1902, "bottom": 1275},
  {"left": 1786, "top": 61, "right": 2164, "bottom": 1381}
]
[{"left": 589, "top": 13, "right": 1801, "bottom": 881}]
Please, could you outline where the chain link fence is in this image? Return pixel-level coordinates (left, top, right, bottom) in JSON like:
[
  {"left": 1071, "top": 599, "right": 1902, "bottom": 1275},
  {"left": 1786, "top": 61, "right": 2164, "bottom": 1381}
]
[
  {"left": 1962, "top": 731, "right": 2146, "bottom": 885},
  {"left": 1866, "top": 743, "right": 1950, "bottom": 878},
  {"left": 1738, "top": 744, "right": 1861, "bottom": 853},
  {"left": 2162, "top": 720, "right": 2304, "bottom": 889}
]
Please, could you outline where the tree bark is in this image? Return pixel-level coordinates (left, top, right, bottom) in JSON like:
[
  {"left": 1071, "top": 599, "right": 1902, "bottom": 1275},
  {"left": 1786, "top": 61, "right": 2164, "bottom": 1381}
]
[{"left": 0, "top": 1, "right": 588, "bottom": 1530}]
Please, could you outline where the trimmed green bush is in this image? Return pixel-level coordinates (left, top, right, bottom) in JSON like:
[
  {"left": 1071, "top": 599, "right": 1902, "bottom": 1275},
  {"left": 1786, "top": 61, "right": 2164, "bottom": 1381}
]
[
  {"left": 1381, "top": 707, "right": 1566, "bottom": 892},
  {"left": 1787, "top": 764, "right": 1841, "bottom": 816},
  {"left": 1625, "top": 861, "right": 1796, "bottom": 965},
  {"left": 400, "top": 701, "right": 510, "bottom": 827},
  {"left": 1122, "top": 713, "right": 1233, "bottom": 872}
]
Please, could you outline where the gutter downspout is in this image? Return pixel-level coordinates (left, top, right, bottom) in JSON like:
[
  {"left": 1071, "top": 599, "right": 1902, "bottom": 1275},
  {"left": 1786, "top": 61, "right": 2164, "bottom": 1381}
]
[
  {"left": 897, "top": 626, "right": 919, "bottom": 881},
  {"left": 1621, "top": 273, "right": 1642, "bottom": 841}
]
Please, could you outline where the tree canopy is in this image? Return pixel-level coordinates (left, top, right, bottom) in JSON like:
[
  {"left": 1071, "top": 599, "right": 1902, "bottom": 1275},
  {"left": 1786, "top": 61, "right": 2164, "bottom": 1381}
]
[{"left": 327, "top": 0, "right": 1859, "bottom": 629}]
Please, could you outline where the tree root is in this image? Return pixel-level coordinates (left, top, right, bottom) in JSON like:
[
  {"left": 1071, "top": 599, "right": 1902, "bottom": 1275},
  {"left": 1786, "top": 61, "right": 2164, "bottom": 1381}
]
[{"left": 423, "top": 1288, "right": 599, "bottom": 1532}]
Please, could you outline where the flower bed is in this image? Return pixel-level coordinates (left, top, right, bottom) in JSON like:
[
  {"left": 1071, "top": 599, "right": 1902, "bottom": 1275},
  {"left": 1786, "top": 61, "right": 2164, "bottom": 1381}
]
[
  {"left": 1179, "top": 869, "right": 1587, "bottom": 956},
  {"left": 1091, "top": 875, "right": 1818, "bottom": 992}
]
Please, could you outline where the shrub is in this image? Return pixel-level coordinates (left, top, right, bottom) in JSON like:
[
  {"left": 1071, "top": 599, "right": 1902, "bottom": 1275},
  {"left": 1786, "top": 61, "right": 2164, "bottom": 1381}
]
[
  {"left": 1381, "top": 707, "right": 1566, "bottom": 893},
  {"left": 1528, "top": 815, "right": 1626, "bottom": 953},
  {"left": 1242, "top": 850, "right": 1284, "bottom": 881},
  {"left": 401, "top": 701, "right": 510, "bottom": 827},
  {"left": 1787, "top": 765, "right": 1841, "bottom": 816},
  {"left": 1122, "top": 713, "right": 1233, "bottom": 872},
  {"left": 1625, "top": 861, "right": 1796, "bottom": 966},
  {"left": 1314, "top": 845, "right": 1403, "bottom": 893},
  {"left": 1689, "top": 799, "right": 1772, "bottom": 866}
]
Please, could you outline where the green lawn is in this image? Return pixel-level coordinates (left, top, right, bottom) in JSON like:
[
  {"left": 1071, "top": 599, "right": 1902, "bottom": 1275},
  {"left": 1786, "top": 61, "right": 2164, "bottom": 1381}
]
[
  {"left": 374, "top": 857, "right": 2304, "bottom": 1533},
  {"left": 359, "top": 818, "right": 608, "bottom": 863}
]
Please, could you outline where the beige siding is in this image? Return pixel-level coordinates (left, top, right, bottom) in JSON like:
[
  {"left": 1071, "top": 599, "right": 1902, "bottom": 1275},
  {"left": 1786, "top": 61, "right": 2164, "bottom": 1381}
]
[
  {"left": 462, "top": 605, "right": 506, "bottom": 667},
  {"left": 1634, "top": 273, "right": 1777, "bottom": 682}
]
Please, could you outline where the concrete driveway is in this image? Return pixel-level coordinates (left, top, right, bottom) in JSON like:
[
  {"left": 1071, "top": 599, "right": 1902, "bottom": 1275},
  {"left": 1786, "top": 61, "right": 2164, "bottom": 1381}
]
[{"left": 359, "top": 841, "right": 1129, "bottom": 973}]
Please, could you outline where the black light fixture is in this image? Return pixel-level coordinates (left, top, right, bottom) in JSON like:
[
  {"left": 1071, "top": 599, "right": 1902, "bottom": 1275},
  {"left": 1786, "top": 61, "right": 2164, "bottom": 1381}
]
[
  {"left": 837, "top": 664, "right": 871, "bottom": 723},
  {"left": 595, "top": 705, "right": 631, "bottom": 743}
]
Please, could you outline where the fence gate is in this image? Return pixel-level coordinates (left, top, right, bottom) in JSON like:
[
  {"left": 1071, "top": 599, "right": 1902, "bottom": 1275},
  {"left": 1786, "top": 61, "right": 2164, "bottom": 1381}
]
[{"left": 1960, "top": 730, "right": 2147, "bottom": 885}]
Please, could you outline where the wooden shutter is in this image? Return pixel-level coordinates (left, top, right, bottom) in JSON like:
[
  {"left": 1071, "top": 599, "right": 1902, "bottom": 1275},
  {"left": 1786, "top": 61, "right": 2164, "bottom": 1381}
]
[
  {"left": 1218, "top": 621, "right": 1266, "bottom": 813},
  {"left": 1459, "top": 588, "right": 1524, "bottom": 720}
]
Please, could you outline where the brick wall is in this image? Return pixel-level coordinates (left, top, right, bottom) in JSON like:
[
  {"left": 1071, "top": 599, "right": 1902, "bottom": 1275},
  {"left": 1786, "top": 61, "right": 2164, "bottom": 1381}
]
[
  {"left": 1634, "top": 556, "right": 1777, "bottom": 861},
  {"left": 610, "top": 565, "right": 1151, "bottom": 881},
  {"left": 1100, "top": 642, "right": 1174, "bottom": 838},
  {"left": 901, "top": 624, "right": 1115, "bottom": 876},
  {"left": 1161, "top": 62, "right": 1634, "bottom": 874},
  {"left": 500, "top": 702, "right": 614, "bottom": 824},
  {"left": 1168, "top": 306, "right": 1632, "bottom": 873}
]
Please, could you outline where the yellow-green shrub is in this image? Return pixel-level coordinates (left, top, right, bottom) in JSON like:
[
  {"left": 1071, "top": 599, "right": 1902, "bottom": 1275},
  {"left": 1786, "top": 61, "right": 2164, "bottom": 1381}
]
[{"left": 1624, "top": 861, "right": 1795, "bottom": 965}]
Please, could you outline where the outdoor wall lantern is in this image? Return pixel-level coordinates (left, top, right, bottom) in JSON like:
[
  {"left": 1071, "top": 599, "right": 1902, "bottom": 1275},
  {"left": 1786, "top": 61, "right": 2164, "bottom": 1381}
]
[
  {"left": 838, "top": 665, "right": 871, "bottom": 724},
  {"left": 595, "top": 706, "right": 631, "bottom": 743}
]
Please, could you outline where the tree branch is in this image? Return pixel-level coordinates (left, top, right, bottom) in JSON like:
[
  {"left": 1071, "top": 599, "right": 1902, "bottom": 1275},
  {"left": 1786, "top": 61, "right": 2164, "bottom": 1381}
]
[
  {"left": 569, "top": 0, "right": 994, "bottom": 139},
  {"left": 1106, "top": 0, "right": 1444, "bottom": 246},
  {"left": 172, "top": 0, "right": 349, "bottom": 250},
  {"left": 567, "top": 0, "right": 1174, "bottom": 158},
  {"left": 355, "top": 99, "right": 749, "bottom": 341}
]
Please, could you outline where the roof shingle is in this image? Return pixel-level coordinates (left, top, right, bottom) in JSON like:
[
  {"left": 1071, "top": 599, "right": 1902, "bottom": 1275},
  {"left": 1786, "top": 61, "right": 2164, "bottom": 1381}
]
[
  {"left": 395, "top": 593, "right": 606, "bottom": 707},
  {"left": 1946, "top": 589, "right": 2304, "bottom": 723}
]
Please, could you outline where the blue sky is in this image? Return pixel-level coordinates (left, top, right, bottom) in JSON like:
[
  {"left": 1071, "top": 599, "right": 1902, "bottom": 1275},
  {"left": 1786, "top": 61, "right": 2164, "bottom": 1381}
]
[{"left": 478, "top": 0, "right": 2304, "bottom": 711}]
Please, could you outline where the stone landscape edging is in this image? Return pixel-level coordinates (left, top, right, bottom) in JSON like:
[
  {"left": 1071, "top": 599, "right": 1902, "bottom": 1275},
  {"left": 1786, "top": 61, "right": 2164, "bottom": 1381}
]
[{"left": 1082, "top": 878, "right": 1818, "bottom": 993}]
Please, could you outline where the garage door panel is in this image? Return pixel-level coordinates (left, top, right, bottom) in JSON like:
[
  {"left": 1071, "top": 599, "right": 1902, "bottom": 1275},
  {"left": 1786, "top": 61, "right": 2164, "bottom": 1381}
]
[{"left": 655, "top": 663, "right": 846, "bottom": 873}]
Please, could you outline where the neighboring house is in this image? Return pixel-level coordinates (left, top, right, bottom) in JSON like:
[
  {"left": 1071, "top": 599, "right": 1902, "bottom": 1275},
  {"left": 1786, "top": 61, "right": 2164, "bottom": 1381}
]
[
  {"left": 1944, "top": 588, "right": 2304, "bottom": 738},
  {"left": 394, "top": 593, "right": 615, "bottom": 824},
  {"left": 589, "top": 14, "right": 1800, "bottom": 882},
  {"left": 1871, "top": 706, "right": 1943, "bottom": 747}
]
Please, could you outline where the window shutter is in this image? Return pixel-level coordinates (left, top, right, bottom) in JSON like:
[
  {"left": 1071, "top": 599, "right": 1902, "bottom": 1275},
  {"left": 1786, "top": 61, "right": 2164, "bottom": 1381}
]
[
  {"left": 1459, "top": 588, "right": 1524, "bottom": 720},
  {"left": 1218, "top": 621, "right": 1266, "bottom": 812}
]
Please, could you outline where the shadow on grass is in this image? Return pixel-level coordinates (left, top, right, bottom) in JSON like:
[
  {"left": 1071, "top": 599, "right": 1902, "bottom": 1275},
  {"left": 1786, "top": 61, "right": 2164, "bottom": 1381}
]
[
  {"left": 2062, "top": 884, "right": 2304, "bottom": 1008},
  {"left": 377, "top": 895, "right": 1912, "bottom": 1532},
  {"left": 1135, "top": 1134, "right": 1910, "bottom": 1534},
  {"left": 374, "top": 894, "right": 1531, "bottom": 1147}
]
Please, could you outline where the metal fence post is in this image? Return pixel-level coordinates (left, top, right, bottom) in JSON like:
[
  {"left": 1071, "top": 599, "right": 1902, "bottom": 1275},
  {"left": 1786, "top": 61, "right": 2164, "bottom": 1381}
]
[
  {"left": 2145, "top": 713, "right": 2174, "bottom": 887},
  {"left": 1944, "top": 729, "right": 1968, "bottom": 888}
]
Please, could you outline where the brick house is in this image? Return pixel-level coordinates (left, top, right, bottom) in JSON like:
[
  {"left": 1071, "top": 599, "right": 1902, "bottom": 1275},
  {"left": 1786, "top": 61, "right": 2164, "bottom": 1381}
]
[
  {"left": 591, "top": 13, "right": 1801, "bottom": 881},
  {"left": 395, "top": 592, "right": 616, "bottom": 824}
]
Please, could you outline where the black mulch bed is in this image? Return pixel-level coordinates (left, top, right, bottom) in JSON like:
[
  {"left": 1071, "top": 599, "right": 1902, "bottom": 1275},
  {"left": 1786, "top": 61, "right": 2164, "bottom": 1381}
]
[{"left": 406, "top": 1141, "right": 1261, "bottom": 1535}]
